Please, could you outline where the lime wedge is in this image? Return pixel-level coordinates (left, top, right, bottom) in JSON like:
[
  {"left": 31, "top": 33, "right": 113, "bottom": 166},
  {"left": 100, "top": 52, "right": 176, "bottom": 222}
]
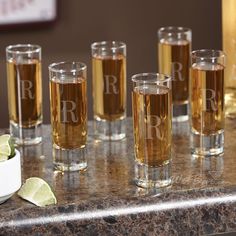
[
  {"left": 0, "top": 134, "right": 15, "bottom": 161},
  {"left": 0, "top": 154, "right": 8, "bottom": 162},
  {"left": 18, "top": 177, "right": 57, "bottom": 207}
]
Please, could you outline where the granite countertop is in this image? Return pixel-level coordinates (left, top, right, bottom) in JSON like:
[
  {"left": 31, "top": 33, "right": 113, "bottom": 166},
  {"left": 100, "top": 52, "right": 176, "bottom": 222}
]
[{"left": 0, "top": 118, "right": 236, "bottom": 236}]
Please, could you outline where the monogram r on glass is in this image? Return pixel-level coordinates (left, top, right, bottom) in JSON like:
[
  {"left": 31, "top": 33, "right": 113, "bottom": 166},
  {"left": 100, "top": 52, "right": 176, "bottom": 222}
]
[
  {"left": 132, "top": 73, "right": 172, "bottom": 188},
  {"left": 190, "top": 50, "right": 226, "bottom": 157},
  {"left": 158, "top": 27, "right": 191, "bottom": 122},
  {"left": 49, "top": 62, "right": 87, "bottom": 171},
  {"left": 6, "top": 44, "right": 43, "bottom": 145},
  {"left": 91, "top": 41, "right": 127, "bottom": 140}
]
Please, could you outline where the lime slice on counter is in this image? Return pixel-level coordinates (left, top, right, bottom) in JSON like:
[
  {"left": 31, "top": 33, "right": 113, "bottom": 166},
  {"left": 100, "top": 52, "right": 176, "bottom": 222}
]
[
  {"left": 0, "top": 134, "right": 15, "bottom": 161},
  {"left": 18, "top": 177, "right": 57, "bottom": 207}
]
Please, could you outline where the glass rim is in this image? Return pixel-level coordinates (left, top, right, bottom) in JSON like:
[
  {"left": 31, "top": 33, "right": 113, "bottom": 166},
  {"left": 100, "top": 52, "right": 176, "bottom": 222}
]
[
  {"left": 91, "top": 41, "right": 126, "bottom": 50},
  {"left": 48, "top": 61, "right": 87, "bottom": 74},
  {"left": 6, "top": 44, "right": 41, "bottom": 54},
  {"left": 131, "top": 73, "right": 171, "bottom": 84},
  {"left": 158, "top": 26, "right": 191, "bottom": 35},
  {"left": 191, "top": 49, "right": 226, "bottom": 60}
]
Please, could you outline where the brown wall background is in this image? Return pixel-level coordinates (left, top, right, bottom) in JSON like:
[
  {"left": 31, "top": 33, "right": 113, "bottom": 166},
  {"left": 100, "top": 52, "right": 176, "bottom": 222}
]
[{"left": 0, "top": 0, "right": 221, "bottom": 128}]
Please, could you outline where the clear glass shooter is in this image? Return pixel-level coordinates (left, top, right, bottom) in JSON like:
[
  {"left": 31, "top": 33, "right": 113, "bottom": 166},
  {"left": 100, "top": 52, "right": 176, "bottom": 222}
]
[
  {"left": 6, "top": 44, "right": 43, "bottom": 145},
  {"left": 158, "top": 26, "right": 192, "bottom": 122},
  {"left": 132, "top": 73, "right": 172, "bottom": 188},
  {"left": 190, "top": 50, "right": 226, "bottom": 156},
  {"left": 49, "top": 62, "right": 88, "bottom": 171},
  {"left": 91, "top": 41, "right": 127, "bottom": 141}
]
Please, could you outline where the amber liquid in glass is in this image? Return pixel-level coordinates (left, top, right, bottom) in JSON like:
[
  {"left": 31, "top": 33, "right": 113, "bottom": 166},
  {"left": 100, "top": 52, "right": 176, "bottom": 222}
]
[
  {"left": 7, "top": 59, "right": 42, "bottom": 128},
  {"left": 132, "top": 85, "right": 171, "bottom": 167},
  {"left": 158, "top": 40, "right": 190, "bottom": 104},
  {"left": 222, "top": 0, "right": 236, "bottom": 117},
  {"left": 50, "top": 77, "right": 87, "bottom": 149},
  {"left": 92, "top": 55, "right": 126, "bottom": 121},
  {"left": 190, "top": 63, "right": 224, "bottom": 135}
]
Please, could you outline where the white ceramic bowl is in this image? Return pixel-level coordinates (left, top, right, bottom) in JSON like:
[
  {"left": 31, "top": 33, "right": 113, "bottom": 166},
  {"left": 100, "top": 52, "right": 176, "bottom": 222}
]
[{"left": 0, "top": 150, "right": 21, "bottom": 204}]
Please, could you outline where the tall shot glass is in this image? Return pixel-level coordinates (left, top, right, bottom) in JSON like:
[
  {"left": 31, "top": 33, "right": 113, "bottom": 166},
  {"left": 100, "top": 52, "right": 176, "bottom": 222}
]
[
  {"left": 132, "top": 73, "right": 172, "bottom": 188},
  {"left": 158, "top": 27, "right": 191, "bottom": 122},
  {"left": 49, "top": 62, "right": 88, "bottom": 171},
  {"left": 91, "top": 41, "right": 126, "bottom": 141},
  {"left": 190, "top": 50, "right": 226, "bottom": 157},
  {"left": 6, "top": 44, "right": 43, "bottom": 145}
]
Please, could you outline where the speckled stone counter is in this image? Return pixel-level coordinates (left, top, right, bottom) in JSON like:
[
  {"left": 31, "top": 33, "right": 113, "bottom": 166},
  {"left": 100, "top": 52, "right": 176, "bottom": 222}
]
[{"left": 0, "top": 118, "right": 236, "bottom": 236}]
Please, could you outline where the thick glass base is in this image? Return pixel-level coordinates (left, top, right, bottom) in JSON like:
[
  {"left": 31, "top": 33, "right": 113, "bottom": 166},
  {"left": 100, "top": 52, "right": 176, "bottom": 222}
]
[
  {"left": 173, "top": 103, "right": 188, "bottom": 122},
  {"left": 135, "top": 161, "right": 172, "bottom": 188},
  {"left": 191, "top": 129, "right": 224, "bottom": 157},
  {"left": 94, "top": 116, "right": 126, "bottom": 141},
  {"left": 53, "top": 144, "right": 87, "bottom": 172},
  {"left": 10, "top": 121, "right": 42, "bottom": 145}
]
